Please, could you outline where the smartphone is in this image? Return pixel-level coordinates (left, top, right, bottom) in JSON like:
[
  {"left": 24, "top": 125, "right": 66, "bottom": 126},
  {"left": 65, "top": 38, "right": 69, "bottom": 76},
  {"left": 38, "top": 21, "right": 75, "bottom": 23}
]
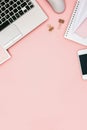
[{"left": 78, "top": 49, "right": 87, "bottom": 80}]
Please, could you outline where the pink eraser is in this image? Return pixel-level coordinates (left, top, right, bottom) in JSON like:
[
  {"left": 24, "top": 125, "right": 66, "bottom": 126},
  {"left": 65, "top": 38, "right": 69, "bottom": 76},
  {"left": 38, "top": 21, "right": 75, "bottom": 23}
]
[{"left": 0, "top": 45, "right": 11, "bottom": 64}]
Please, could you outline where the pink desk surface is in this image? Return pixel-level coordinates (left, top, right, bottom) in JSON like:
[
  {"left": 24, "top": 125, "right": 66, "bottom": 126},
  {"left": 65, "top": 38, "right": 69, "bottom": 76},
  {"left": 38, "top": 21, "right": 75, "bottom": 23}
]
[{"left": 0, "top": 0, "right": 87, "bottom": 130}]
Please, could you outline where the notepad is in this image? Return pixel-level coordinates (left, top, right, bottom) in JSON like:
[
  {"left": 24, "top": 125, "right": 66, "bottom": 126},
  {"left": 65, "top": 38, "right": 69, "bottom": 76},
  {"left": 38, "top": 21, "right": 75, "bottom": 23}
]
[{"left": 64, "top": 0, "right": 87, "bottom": 46}]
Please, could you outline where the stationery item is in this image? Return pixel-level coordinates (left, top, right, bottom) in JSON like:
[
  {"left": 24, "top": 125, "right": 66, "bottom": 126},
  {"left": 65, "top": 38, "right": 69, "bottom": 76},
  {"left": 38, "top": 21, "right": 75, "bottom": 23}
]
[
  {"left": 48, "top": 24, "right": 54, "bottom": 31},
  {"left": 58, "top": 19, "right": 65, "bottom": 29},
  {"left": 0, "top": 46, "right": 11, "bottom": 64},
  {"left": 64, "top": 0, "right": 87, "bottom": 46}
]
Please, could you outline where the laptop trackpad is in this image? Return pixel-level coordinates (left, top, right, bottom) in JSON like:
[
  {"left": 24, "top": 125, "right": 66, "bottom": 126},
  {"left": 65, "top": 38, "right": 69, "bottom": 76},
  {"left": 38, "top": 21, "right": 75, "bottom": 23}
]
[{"left": 0, "top": 24, "right": 22, "bottom": 48}]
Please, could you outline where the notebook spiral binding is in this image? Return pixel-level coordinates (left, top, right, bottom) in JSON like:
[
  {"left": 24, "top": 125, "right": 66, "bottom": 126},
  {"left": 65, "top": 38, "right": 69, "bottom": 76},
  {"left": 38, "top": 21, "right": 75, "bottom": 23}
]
[{"left": 65, "top": 0, "right": 80, "bottom": 37}]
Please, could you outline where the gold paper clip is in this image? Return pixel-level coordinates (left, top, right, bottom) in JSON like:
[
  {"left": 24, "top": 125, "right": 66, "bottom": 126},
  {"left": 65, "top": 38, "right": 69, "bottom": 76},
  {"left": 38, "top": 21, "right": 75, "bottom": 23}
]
[
  {"left": 48, "top": 24, "right": 54, "bottom": 32},
  {"left": 58, "top": 19, "right": 65, "bottom": 29}
]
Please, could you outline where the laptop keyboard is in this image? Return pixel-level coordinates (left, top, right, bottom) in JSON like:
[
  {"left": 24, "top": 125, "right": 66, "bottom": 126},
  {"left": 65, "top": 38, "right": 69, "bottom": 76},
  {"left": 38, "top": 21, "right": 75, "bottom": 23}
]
[{"left": 0, "top": 0, "right": 34, "bottom": 31}]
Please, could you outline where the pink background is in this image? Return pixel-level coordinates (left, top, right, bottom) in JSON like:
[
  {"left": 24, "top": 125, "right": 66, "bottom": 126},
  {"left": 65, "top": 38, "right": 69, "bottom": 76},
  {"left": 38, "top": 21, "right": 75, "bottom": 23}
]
[{"left": 0, "top": 0, "right": 87, "bottom": 130}]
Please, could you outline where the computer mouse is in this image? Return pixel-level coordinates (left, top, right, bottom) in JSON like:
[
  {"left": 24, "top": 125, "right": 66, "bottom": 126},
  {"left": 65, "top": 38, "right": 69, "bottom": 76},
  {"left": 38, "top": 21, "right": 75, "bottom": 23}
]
[{"left": 47, "top": 0, "right": 65, "bottom": 13}]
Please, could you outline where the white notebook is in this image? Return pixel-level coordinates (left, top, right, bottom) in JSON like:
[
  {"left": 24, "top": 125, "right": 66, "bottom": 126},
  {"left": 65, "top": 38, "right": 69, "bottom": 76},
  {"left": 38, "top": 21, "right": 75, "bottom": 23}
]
[{"left": 64, "top": 0, "right": 87, "bottom": 46}]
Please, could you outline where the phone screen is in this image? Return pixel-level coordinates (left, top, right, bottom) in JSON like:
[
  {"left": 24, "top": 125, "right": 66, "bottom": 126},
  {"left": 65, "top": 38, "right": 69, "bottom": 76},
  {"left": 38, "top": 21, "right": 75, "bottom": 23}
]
[{"left": 79, "top": 54, "right": 87, "bottom": 75}]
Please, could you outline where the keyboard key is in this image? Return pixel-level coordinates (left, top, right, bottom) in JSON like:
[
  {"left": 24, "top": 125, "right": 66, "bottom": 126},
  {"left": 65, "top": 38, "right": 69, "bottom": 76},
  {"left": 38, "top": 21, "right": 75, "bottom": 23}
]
[
  {"left": 19, "top": 10, "right": 24, "bottom": 15},
  {"left": 5, "top": 9, "right": 9, "bottom": 14},
  {"left": 10, "top": 12, "right": 14, "bottom": 16},
  {"left": 1, "top": 2, "right": 5, "bottom": 6},
  {"left": 28, "top": 2, "right": 32, "bottom": 5},
  {"left": 13, "top": 9, "right": 18, "bottom": 13},
  {"left": 1, "top": 17, "right": 6, "bottom": 22},
  {"left": 20, "top": 0, "right": 23, "bottom": 2},
  {"left": 5, "top": 4, "right": 9, "bottom": 8},
  {"left": 9, "top": 1, "right": 14, "bottom": 5},
  {"left": 0, "top": 21, "right": 10, "bottom": 31},
  {"left": 1, "top": 7, "right": 5, "bottom": 11},
  {"left": 5, "top": 0, "right": 9, "bottom": 3},
  {"left": 24, "top": 9, "right": 27, "bottom": 13},
  {"left": 1, "top": 13, "right": 5, "bottom": 17},
  {"left": 6, "top": 14, "right": 10, "bottom": 19},
  {"left": 15, "top": 13, "right": 20, "bottom": 18},
  {"left": 12, "top": 15, "right": 16, "bottom": 21},
  {"left": 17, "top": 1, "right": 20, "bottom": 5},
  {"left": 26, "top": 6, "right": 30, "bottom": 10},
  {"left": 13, "top": 4, "right": 17, "bottom": 8},
  {"left": 26, "top": 0, "right": 30, "bottom": 2},
  {"left": 9, "top": 6, "right": 13, "bottom": 11},
  {"left": 17, "top": 6, "right": 21, "bottom": 10},
  {"left": 30, "top": 4, "right": 34, "bottom": 8},
  {"left": 21, "top": 2, "right": 27, "bottom": 8},
  {"left": 9, "top": 18, "right": 13, "bottom": 23}
]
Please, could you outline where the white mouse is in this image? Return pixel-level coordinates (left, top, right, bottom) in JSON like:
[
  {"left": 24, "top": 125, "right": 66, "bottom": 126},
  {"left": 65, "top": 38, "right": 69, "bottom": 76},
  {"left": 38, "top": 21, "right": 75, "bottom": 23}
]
[{"left": 47, "top": 0, "right": 65, "bottom": 13}]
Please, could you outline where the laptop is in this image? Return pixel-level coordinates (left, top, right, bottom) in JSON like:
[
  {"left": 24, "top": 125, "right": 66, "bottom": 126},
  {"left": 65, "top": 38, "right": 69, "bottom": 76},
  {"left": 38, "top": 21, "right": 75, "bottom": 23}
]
[{"left": 0, "top": 0, "right": 48, "bottom": 49}]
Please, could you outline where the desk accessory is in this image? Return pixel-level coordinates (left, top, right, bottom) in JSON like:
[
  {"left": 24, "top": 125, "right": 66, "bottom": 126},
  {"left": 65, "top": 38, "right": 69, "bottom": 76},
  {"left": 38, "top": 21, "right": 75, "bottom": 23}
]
[
  {"left": 58, "top": 19, "right": 65, "bottom": 29},
  {"left": 48, "top": 24, "right": 54, "bottom": 31},
  {"left": 64, "top": 0, "right": 87, "bottom": 46}
]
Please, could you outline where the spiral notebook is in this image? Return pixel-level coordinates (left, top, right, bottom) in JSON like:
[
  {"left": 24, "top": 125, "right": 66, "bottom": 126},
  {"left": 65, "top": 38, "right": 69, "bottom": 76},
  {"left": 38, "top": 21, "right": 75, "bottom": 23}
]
[{"left": 64, "top": 0, "right": 87, "bottom": 46}]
